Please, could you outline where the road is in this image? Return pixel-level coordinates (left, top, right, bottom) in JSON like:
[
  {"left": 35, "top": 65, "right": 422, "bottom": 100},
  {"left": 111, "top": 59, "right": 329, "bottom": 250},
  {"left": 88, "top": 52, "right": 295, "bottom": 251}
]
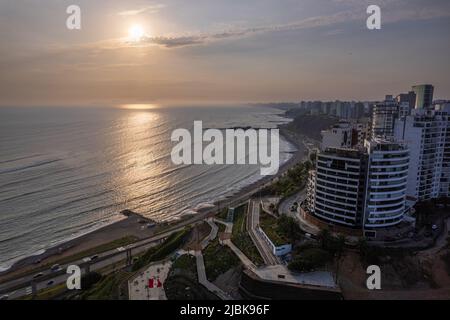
[
  {"left": 247, "top": 200, "right": 279, "bottom": 266},
  {"left": 277, "top": 189, "right": 321, "bottom": 236},
  {"left": 0, "top": 223, "right": 197, "bottom": 299},
  {"left": 278, "top": 189, "right": 307, "bottom": 217}
]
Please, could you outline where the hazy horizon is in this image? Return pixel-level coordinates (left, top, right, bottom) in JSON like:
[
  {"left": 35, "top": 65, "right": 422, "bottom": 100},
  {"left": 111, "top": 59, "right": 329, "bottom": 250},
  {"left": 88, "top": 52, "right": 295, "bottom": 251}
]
[{"left": 1, "top": 0, "right": 449, "bottom": 107}]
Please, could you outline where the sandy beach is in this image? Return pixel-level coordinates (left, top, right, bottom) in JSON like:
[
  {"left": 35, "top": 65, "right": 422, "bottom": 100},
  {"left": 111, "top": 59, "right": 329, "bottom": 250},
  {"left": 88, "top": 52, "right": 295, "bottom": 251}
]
[{"left": 0, "top": 114, "right": 306, "bottom": 281}]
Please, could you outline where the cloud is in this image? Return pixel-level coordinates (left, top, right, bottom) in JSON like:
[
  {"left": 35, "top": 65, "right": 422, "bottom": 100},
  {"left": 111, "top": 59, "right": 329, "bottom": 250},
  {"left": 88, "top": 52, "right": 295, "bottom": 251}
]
[
  {"left": 132, "top": 10, "right": 359, "bottom": 48},
  {"left": 118, "top": 4, "right": 165, "bottom": 16},
  {"left": 148, "top": 36, "right": 206, "bottom": 48},
  {"left": 133, "top": 1, "right": 450, "bottom": 49}
]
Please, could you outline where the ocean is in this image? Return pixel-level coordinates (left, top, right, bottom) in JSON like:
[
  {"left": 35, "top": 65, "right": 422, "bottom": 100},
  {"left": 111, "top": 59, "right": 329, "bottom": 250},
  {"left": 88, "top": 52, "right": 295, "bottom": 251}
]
[{"left": 0, "top": 105, "right": 295, "bottom": 271}]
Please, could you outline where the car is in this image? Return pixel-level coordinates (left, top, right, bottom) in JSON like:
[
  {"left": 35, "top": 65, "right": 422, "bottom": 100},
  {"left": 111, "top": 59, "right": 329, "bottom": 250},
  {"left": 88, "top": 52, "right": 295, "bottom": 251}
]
[
  {"left": 51, "top": 264, "right": 61, "bottom": 272},
  {"left": 0, "top": 295, "right": 9, "bottom": 301},
  {"left": 33, "top": 272, "right": 44, "bottom": 279},
  {"left": 278, "top": 275, "right": 286, "bottom": 279},
  {"left": 432, "top": 224, "right": 438, "bottom": 231},
  {"left": 33, "top": 259, "right": 42, "bottom": 265},
  {"left": 90, "top": 255, "right": 99, "bottom": 261},
  {"left": 47, "top": 280, "right": 55, "bottom": 286}
]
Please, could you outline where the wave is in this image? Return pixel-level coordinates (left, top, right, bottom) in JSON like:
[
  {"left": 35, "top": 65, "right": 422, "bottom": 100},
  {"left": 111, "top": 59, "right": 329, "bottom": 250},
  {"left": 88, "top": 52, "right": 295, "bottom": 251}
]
[
  {"left": 0, "top": 105, "right": 295, "bottom": 269},
  {"left": 0, "top": 159, "right": 62, "bottom": 175}
]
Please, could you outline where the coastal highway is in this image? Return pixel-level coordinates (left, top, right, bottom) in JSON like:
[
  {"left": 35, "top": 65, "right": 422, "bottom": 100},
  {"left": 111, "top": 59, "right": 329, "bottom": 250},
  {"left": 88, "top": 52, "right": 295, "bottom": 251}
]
[
  {"left": 0, "top": 191, "right": 254, "bottom": 299},
  {"left": 0, "top": 221, "right": 203, "bottom": 299},
  {"left": 0, "top": 132, "right": 309, "bottom": 300}
]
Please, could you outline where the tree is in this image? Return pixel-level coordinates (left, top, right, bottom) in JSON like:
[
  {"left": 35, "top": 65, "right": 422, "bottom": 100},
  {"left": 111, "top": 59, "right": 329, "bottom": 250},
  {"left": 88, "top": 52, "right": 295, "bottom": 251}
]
[
  {"left": 318, "top": 229, "right": 332, "bottom": 250},
  {"left": 334, "top": 235, "right": 347, "bottom": 284},
  {"left": 278, "top": 215, "right": 301, "bottom": 242},
  {"left": 288, "top": 248, "right": 331, "bottom": 272},
  {"left": 335, "top": 235, "right": 347, "bottom": 258},
  {"left": 357, "top": 238, "right": 368, "bottom": 255},
  {"left": 81, "top": 272, "right": 102, "bottom": 290}
]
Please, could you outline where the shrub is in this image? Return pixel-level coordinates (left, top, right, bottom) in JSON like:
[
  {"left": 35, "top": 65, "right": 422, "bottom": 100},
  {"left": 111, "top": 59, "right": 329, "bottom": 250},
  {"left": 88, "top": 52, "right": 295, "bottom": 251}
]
[
  {"left": 288, "top": 248, "right": 330, "bottom": 272},
  {"left": 81, "top": 272, "right": 103, "bottom": 290}
]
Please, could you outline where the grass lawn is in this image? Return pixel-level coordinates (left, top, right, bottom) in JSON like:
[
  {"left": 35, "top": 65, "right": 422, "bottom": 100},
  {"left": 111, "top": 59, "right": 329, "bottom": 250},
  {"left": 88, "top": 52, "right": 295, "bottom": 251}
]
[
  {"left": 259, "top": 211, "right": 289, "bottom": 247},
  {"left": 217, "top": 207, "right": 229, "bottom": 220},
  {"left": 132, "top": 228, "right": 191, "bottom": 271},
  {"left": 203, "top": 238, "right": 240, "bottom": 282},
  {"left": 215, "top": 221, "right": 226, "bottom": 234},
  {"left": 80, "top": 270, "right": 132, "bottom": 300},
  {"left": 230, "top": 204, "right": 264, "bottom": 266},
  {"left": 20, "top": 282, "right": 68, "bottom": 300},
  {"left": 261, "top": 161, "right": 311, "bottom": 197},
  {"left": 165, "top": 254, "right": 218, "bottom": 300},
  {"left": 172, "top": 254, "right": 197, "bottom": 275}
]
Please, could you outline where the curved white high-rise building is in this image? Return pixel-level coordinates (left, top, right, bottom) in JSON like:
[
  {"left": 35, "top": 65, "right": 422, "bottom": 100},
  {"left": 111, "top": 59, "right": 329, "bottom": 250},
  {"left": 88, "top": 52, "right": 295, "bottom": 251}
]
[
  {"left": 364, "top": 139, "right": 409, "bottom": 228},
  {"left": 312, "top": 148, "right": 368, "bottom": 227},
  {"left": 305, "top": 139, "right": 409, "bottom": 231}
]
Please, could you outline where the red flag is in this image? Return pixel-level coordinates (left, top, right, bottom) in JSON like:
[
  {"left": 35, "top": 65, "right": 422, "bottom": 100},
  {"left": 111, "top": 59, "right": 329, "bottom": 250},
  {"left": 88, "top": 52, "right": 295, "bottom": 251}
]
[
  {"left": 148, "top": 278, "right": 154, "bottom": 288},
  {"left": 157, "top": 279, "right": 162, "bottom": 288}
]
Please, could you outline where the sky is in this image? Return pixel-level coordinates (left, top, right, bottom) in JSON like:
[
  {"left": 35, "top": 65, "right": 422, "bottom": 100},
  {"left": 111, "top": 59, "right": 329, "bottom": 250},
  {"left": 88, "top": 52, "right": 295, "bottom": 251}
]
[{"left": 0, "top": 0, "right": 449, "bottom": 107}]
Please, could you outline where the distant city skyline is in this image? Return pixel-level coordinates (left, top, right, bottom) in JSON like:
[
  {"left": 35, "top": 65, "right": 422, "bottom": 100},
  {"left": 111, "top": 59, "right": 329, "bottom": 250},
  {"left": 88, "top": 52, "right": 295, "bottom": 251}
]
[{"left": 1, "top": 0, "right": 449, "bottom": 107}]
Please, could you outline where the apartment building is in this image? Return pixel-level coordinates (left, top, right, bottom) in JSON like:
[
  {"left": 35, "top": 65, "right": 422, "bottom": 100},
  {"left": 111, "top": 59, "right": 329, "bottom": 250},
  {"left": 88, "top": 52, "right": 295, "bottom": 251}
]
[
  {"left": 394, "top": 105, "right": 450, "bottom": 202},
  {"left": 306, "top": 139, "right": 409, "bottom": 230}
]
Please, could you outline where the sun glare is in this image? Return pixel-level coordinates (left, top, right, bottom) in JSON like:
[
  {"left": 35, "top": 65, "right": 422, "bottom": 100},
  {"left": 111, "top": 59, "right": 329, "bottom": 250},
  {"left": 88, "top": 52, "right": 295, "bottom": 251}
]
[
  {"left": 120, "top": 104, "right": 159, "bottom": 110},
  {"left": 128, "top": 25, "right": 145, "bottom": 42}
]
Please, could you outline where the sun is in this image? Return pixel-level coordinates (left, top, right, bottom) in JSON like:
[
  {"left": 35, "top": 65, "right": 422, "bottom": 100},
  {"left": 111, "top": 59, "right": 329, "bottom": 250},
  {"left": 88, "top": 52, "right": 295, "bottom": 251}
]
[{"left": 128, "top": 25, "right": 145, "bottom": 42}]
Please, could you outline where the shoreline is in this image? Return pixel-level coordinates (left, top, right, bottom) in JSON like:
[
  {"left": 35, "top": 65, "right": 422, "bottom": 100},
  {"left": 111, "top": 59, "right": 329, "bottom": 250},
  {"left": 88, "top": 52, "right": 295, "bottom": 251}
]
[{"left": 0, "top": 111, "right": 305, "bottom": 278}]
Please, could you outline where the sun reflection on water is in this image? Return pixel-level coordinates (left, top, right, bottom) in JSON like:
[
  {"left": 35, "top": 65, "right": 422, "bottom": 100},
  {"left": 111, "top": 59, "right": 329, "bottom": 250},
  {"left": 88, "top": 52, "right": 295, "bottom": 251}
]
[
  {"left": 119, "top": 104, "right": 160, "bottom": 110},
  {"left": 113, "top": 109, "right": 169, "bottom": 216}
]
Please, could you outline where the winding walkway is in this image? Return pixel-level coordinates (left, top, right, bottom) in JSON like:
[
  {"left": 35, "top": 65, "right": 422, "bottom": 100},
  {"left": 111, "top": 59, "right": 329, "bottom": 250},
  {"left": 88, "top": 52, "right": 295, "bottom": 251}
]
[
  {"left": 247, "top": 200, "right": 279, "bottom": 265},
  {"left": 194, "top": 251, "right": 232, "bottom": 300},
  {"left": 191, "top": 218, "right": 233, "bottom": 300}
]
